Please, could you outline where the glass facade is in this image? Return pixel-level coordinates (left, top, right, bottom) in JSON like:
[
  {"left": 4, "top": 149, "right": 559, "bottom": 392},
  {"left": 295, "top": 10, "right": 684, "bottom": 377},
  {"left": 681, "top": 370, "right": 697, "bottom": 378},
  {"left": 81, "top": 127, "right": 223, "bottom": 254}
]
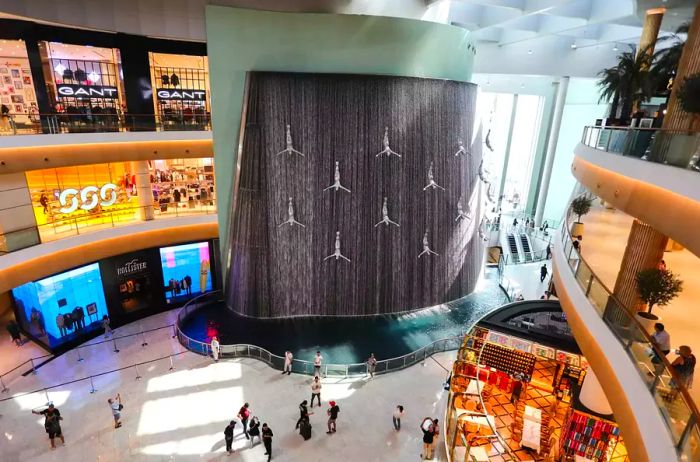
[{"left": 0, "top": 39, "right": 39, "bottom": 131}]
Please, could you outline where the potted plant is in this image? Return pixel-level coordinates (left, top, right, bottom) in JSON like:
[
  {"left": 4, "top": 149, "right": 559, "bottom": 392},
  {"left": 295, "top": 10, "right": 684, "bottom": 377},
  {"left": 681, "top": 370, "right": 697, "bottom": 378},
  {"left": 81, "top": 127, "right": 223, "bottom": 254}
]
[
  {"left": 635, "top": 267, "right": 683, "bottom": 331},
  {"left": 676, "top": 73, "right": 700, "bottom": 131},
  {"left": 570, "top": 196, "right": 592, "bottom": 237},
  {"left": 596, "top": 45, "right": 655, "bottom": 121}
]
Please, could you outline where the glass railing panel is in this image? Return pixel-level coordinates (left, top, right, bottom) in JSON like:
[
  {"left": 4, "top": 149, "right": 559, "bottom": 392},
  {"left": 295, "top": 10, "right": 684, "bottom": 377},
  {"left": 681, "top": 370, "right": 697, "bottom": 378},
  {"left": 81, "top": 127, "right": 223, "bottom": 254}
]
[
  {"left": 574, "top": 260, "right": 593, "bottom": 292},
  {"left": 587, "top": 277, "right": 610, "bottom": 316},
  {"left": 652, "top": 378, "right": 693, "bottom": 446},
  {"left": 680, "top": 425, "right": 700, "bottom": 461}
]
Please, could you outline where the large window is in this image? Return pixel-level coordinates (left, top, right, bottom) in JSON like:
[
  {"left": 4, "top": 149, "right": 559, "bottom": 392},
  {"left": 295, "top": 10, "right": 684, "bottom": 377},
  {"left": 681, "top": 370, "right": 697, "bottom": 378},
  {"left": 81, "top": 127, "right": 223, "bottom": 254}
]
[
  {"left": 12, "top": 263, "right": 109, "bottom": 348},
  {"left": 159, "top": 241, "right": 212, "bottom": 305}
]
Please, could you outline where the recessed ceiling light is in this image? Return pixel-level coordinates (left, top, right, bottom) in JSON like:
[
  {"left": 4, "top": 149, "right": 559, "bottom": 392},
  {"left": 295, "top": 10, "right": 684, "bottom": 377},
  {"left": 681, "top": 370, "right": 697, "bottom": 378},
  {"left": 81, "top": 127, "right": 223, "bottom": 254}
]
[
  {"left": 571, "top": 43, "right": 577, "bottom": 49},
  {"left": 527, "top": 49, "right": 533, "bottom": 54},
  {"left": 520, "top": 84, "right": 525, "bottom": 88},
  {"left": 613, "top": 44, "right": 618, "bottom": 51}
]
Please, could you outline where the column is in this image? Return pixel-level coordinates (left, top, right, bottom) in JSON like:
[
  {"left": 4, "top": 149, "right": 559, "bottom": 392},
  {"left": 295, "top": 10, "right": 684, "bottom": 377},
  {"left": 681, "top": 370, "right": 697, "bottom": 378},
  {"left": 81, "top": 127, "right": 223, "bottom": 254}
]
[
  {"left": 130, "top": 161, "right": 154, "bottom": 221},
  {"left": 534, "top": 76, "right": 569, "bottom": 226},
  {"left": 0, "top": 173, "right": 40, "bottom": 252},
  {"left": 497, "top": 94, "right": 518, "bottom": 209},
  {"left": 116, "top": 33, "right": 156, "bottom": 130},
  {"left": 611, "top": 220, "right": 668, "bottom": 312},
  {"left": 663, "top": 2, "right": 700, "bottom": 131},
  {"left": 638, "top": 8, "right": 665, "bottom": 59},
  {"left": 579, "top": 367, "right": 613, "bottom": 416}
]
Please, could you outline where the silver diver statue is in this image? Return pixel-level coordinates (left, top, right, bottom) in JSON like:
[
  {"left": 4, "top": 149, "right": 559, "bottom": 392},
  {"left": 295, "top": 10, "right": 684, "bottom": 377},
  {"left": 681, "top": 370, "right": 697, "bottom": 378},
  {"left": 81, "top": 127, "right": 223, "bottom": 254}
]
[
  {"left": 454, "top": 136, "right": 470, "bottom": 157},
  {"left": 324, "top": 231, "right": 351, "bottom": 262},
  {"left": 455, "top": 202, "right": 471, "bottom": 222},
  {"left": 418, "top": 231, "right": 439, "bottom": 258},
  {"left": 374, "top": 197, "right": 399, "bottom": 227},
  {"left": 423, "top": 162, "right": 445, "bottom": 191},
  {"left": 323, "top": 161, "right": 351, "bottom": 193},
  {"left": 278, "top": 197, "right": 305, "bottom": 228},
  {"left": 375, "top": 127, "right": 401, "bottom": 158},
  {"left": 276, "top": 124, "right": 305, "bottom": 157}
]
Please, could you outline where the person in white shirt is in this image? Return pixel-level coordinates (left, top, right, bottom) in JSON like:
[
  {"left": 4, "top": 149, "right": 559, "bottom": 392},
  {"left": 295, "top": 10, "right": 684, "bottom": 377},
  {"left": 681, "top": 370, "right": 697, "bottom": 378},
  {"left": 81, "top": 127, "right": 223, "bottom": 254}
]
[
  {"left": 283, "top": 351, "right": 293, "bottom": 375},
  {"left": 310, "top": 376, "right": 322, "bottom": 407},
  {"left": 211, "top": 336, "right": 220, "bottom": 362},
  {"left": 651, "top": 323, "right": 671, "bottom": 375},
  {"left": 314, "top": 351, "right": 323, "bottom": 377},
  {"left": 108, "top": 393, "right": 123, "bottom": 429},
  {"left": 392, "top": 405, "right": 404, "bottom": 431}
]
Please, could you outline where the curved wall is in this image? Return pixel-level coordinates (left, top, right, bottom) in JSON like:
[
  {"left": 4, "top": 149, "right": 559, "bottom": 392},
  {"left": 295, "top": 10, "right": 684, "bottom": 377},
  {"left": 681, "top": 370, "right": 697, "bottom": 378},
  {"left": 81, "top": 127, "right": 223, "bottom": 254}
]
[{"left": 227, "top": 72, "right": 482, "bottom": 317}]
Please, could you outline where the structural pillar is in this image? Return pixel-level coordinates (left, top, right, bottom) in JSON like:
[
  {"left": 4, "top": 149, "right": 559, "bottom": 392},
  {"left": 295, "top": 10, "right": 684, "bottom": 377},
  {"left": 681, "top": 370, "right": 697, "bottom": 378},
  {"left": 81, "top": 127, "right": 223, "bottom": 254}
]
[
  {"left": 534, "top": 76, "right": 569, "bottom": 226},
  {"left": 0, "top": 173, "right": 40, "bottom": 252},
  {"left": 638, "top": 8, "right": 665, "bottom": 59},
  {"left": 611, "top": 220, "right": 668, "bottom": 312},
  {"left": 663, "top": 1, "right": 700, "bottom": 132},
  {"left": 497, "top": 94, "right": 518, "bottom": 209},
  {"left": 130, "top": 161, "right": 154, "bottom": 221},
  {"left": 579, "top": 367, "right": 613, "bottom": 416}
]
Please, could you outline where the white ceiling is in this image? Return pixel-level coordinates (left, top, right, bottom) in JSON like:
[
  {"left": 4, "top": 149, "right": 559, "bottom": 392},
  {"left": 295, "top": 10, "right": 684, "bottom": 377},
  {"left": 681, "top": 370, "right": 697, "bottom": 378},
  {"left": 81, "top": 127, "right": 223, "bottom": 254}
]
[{"left": 0, "top": 0, "right": 695, "bottom": 78}]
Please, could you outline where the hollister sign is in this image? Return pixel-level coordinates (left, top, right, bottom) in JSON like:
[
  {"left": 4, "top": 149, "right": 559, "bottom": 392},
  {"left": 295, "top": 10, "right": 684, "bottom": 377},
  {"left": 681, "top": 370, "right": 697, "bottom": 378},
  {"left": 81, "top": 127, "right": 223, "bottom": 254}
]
[
  {"left": 156, "top": 88, "right": 206, "bottom": 101},
  {"left": 116, "top": 258, "right": 148, "bottom": 276},
  {"left": 57, "top": 84, "right": 119, "bottom": 99}
]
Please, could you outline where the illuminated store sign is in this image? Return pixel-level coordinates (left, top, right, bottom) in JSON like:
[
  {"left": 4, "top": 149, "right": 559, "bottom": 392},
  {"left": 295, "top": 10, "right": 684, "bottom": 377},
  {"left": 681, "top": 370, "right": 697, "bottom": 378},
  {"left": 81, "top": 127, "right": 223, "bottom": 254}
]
[
  {"left": 116, "top": 258, "right": 148, "bottom": 276},
  {"left": 156, "top": 88, "right": 207, "bottom": 101},
  {"left": 57, "top": 84, "right": 119, "bottom": 99},
  {"left": 59, "top": 183, "right": 118, "bottom": 213}
]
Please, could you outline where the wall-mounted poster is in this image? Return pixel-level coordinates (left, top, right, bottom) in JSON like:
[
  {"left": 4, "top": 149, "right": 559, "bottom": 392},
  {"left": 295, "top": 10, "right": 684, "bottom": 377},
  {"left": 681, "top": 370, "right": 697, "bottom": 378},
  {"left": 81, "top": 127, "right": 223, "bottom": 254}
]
[
  {"left": 3, "top": 76, "right": 11, "bottom": 85},
  {"left": 23, "top": 76, "right": 31, "bottom": 85},
  {"left": 11, "top": 95, "right": 23, "bottom": 103},
  {"left": 21, "top": 68, "right": 30, "bottom": 75},
  {"left": 10, "top": 69, "right": 20, "bottom": 79},
  {"left": 534, "top": 344, "right": 556, "bottom": 359},
  {"left": 14, "top": 80, "right": 22, "bottom": 90},
  {"left": 14, "top": 104, "right": 23, "bottom": 113},
  {"left": 159, "top": 241, "right": 213, "bottom": 304},
  {"left": 509, "top": 337, "right": 532, "bottom": 353},
  {"left": 0, "top": 68, "right": 8, "bottom": 74},
  {"left": 99, "top": 248, "right": 164, "bottom": 316},
  {"left": 487, "top": 330, "right": 510, "bottom": 347}
]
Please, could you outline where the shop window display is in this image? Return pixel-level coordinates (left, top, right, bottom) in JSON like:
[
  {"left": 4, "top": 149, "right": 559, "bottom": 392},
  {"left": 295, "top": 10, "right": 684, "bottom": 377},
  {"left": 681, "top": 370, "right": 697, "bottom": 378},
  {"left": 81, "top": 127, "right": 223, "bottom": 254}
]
[
  {"left": 0, "top": 39, "right": 40, "bottom": 134},
  {"left": 160, "top": 241, "right": 212, "bottom": 304},
  {"left": 11, "top": 263, "right": 109, "bottom": 349},
  {"left": 150, "top": 158, "right": 216, "bottom": 212}
]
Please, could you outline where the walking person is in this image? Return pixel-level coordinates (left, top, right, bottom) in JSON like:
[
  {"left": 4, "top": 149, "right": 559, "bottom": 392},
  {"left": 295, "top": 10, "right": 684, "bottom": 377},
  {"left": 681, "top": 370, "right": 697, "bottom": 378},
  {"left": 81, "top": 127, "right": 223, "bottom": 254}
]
[
  {"left": 6, "top": 320, "right": 22, "bottom": 346},
  {"left": 224, "top": 420, "right": 236, "bottom": 455},
  {"left": 313, "top": 351, "right": 323, "bottom": 377},
  {"left": 108, "top": 393, "right": 123, "bottom": 428},
  {"left": 421, "top": 418, "right": 435, "bottom": 460},
  {"left": 295, "top": 400, "right": 313, "bottom": 430},
  {"left": 326, "top": 400, "right": 340, "bottom": 434},
  {"left": 211, "top": 336, "right": 220, "bottom": 362},
  {"left": 572, "top": 235, "right": 582, "bottom": 252},
  {"left": 32, "top": 404, "right": 65, "bottom": 450},
  {"left": 56, "top": 313, "right": 66, "bottom": 337},
  {"left": 310, "top": 375, "right": 322, "bottom": 407},
  {"left": 367, "top": 353, "right": 377, "bottom": 378},
  {"left": 248, "top": 416, "right": 261, "bottom": 447},
  {"left": 237, "top": 402, "right": 251, "bottom": 439},
  {"left": 393, "top": 405, "right": 404, "bottom": 431},
  {"left": 283, "top": 351, "right": 293, "bottom": 375},
  {"left": 262, "top": 423, "right": 273, "bottom": 461},
  {"left": 431, "top": 419, "right": 440, "bottom": 456},
  {"left": 546, "top": 244, "right": 552, "bottom": 260},
  {"left": 102, "top": 315, "right": 112, "bottom": 339},
  {"left": 540, "top": 263, "right": 549, "bottom": 282}
]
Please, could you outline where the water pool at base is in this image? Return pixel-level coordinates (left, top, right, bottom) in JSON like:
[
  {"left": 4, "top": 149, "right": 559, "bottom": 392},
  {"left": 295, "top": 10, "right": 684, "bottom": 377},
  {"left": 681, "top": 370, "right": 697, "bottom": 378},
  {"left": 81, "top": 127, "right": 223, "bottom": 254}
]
[{"left": 180, "top": 269, "right": 507, "bottom": 365}]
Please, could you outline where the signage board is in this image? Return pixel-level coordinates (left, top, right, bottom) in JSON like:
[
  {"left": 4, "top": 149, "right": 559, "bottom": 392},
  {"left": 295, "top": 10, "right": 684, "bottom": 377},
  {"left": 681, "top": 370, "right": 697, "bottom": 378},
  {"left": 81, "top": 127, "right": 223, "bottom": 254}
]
[
  {"left": 99, "top": 248, "right": 165, "bottom": 316},
  {"left": 156, "top": 88, "right": 207, "bottom": 101},
  {"left": 56, "top": 84, "right": 119, "bottom": 99},
  {"left": 58, "top": 183, "right": 118, "bottom": 214}
]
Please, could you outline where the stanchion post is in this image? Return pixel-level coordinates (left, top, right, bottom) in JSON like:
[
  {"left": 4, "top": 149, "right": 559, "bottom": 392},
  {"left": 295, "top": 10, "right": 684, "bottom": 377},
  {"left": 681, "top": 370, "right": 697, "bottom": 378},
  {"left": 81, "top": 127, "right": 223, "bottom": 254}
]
[
  {"left": 76, "top": 346, "right": 84, "bottom": 362},
  {"left": 134, "top": 364, "right": 142, "bottom": 381},
  {"left": 169, "top": 355, "right": 174, "bottom": 371},
  {"left": 44, "top": 388, "right": 50, "bottom": 405},
  {"left": 112, "top": 337, "right": 120, "bottom": 353},
  {"left": 0, "top": 374, "right": 8, "bottom": 393},
  {"left": 30, "top": 357, "right": 37, "bottom": 375},
  {"left": 172, "top": 324, "right": 176, "bottom": 339},
  {"left": 89, "top": 376, "right": 97, "bottom": 394},
  {"left": 140, "top": 325, "right": 148, "bottom": 347}
]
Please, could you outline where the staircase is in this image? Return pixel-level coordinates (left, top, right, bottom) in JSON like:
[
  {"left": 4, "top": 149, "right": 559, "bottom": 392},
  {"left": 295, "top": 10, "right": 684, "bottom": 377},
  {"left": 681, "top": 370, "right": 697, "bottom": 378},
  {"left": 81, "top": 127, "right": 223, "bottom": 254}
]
[
  {"left": 507, "top": 234, "right": 519, "bottom": 263},
  {"left": 519, "top": 234, "right": 532, "bottom": 261}
]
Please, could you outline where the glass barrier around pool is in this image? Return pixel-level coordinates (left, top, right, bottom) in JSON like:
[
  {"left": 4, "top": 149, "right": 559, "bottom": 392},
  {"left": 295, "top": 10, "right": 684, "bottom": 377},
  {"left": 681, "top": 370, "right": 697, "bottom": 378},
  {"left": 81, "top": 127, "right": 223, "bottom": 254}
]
[
  {"left": 0, "top": 113, "right": 211, "bottom": 135},
  {"left": 0, "top": 200, "right": 217, "bottom": 255},
  {"left": 581, "top": 125, "right": 700, "bottom": 171},
  {"left": 561, "top": 193, "right": 700, "bottom": 457},
  {"left": 176, "top": 290, "right": 467, "bottom": 378}
]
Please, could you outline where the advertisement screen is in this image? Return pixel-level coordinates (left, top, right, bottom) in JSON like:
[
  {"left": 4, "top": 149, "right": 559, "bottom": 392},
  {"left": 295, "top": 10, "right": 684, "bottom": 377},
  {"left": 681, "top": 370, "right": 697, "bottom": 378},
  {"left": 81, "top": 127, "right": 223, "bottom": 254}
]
[
  {"left": 160, "top": 242, "right": 212, "bottom": 304},
  {"left": 99, "top": 248, "right": 164, "bottom": 316},
  {"left": 11, "top": 263, "right": 109, "bottom": 348}
]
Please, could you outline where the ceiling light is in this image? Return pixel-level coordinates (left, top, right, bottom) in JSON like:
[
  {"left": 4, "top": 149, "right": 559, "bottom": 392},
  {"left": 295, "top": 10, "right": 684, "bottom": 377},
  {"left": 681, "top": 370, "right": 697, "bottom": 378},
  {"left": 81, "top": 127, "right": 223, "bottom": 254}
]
[
  {"left": 613, "top": 44, "right": 618, "bottom": 51},
  {"left": 54, "top": 63, "right": 66, "bottom": 75},
  {"left": 87, "top": 71, "right": 100, "bottom": 82},
  {"left": 520, "top": 84, "right": 525, "bottom": 89},
  {"left": 527, "top": 49, "right": 533, "bottom": 54},
  {"left": 571, "top": 43, "right": 577, "bottom": 49}
]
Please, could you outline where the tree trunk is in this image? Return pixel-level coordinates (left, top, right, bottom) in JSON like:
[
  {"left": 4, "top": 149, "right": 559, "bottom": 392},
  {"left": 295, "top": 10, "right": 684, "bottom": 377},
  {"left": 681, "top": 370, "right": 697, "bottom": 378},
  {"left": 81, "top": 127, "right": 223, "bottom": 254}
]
[
  {"left": 610, "top": 91, "right": 620, "bottom": 119},
  {"left": 647, "top": 302, "right": 655, "bottom": 315}
]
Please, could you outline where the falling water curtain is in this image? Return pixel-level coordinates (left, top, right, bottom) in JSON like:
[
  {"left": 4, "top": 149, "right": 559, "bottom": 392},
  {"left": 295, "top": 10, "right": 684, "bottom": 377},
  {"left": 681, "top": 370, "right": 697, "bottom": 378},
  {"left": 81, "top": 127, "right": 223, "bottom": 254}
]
[{"left": 227, "top": 72, "right": 483, "bottom": 317}]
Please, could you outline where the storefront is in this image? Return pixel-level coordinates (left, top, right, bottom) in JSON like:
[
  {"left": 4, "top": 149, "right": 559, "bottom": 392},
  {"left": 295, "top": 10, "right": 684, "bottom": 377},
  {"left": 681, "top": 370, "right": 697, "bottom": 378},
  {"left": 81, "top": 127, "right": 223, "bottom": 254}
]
[
  {"left": 445, "top": 312, "right": 628, "bottom": 462},
  {"left": 39, "top": 41, "right": 126, "bottom": 130},
  {"left": 25, "top": 157, "right": 216, "bottom": 240},
  {"left": 149, "top": 52, "right": 210, "bottom": 129},
  {"left": 0, "top": 39, "right": 40, "bottom": 132}
]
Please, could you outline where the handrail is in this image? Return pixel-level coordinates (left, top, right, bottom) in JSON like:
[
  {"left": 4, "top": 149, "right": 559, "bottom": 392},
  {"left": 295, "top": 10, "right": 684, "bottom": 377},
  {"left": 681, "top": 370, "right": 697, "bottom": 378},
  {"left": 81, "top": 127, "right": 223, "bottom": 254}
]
[
  {"left": 175, "top": 291, "right": 469, "bottom": 377},
  {"left": 561, "top": 191, "right": 700, "bottom": 455},
  {"left": 581, "top": 125, "right": 700, "bottom": 171}
]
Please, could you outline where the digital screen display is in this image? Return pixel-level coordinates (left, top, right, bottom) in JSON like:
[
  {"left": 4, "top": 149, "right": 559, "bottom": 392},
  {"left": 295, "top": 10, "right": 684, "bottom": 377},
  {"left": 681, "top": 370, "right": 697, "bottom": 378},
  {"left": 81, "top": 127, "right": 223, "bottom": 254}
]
[
  {"left": 160, "top": 242, "right": 212, "bottom": 304},
  {"left": 11, "top": 263, "right": 109, "bottom": 348}
]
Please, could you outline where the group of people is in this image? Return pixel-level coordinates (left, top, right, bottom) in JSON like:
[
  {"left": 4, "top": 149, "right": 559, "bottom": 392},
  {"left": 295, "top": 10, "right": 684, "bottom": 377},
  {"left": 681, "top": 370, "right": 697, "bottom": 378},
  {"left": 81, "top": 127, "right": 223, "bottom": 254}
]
[
  {"left": 650, "top": 323, "right": 696, "bottom": 391},
  {"left": 223, "top": 402, "right": 273, "bottom": 459},
  {"left": 167, "top": 275, "right": 193, "bottom": 297},
  {"left": 55, "top": 307, "right": 86, "bottom": 337},
  {"left": 420, "top": 417, "right": 440, "bottom": 460}
]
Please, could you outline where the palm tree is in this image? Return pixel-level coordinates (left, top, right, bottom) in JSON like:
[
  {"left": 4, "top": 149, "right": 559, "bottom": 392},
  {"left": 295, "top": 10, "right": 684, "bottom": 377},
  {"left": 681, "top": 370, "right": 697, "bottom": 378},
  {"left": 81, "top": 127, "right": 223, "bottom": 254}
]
[
  {"left": 652, "top": 22, "right": 690, "bottom": 92},
  {"left": 597, "top": 45, "right": 655, "bottom": 120},
  {"left": 597, "top": 66, "right": 622, "bottom": 118}
]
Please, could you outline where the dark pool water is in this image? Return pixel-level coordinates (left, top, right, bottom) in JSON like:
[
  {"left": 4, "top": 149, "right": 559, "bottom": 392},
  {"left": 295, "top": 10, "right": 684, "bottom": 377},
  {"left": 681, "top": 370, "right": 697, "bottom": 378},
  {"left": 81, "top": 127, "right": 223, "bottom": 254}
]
[{"left": 180, "top": 268, "right": 507, "bottom": 364}]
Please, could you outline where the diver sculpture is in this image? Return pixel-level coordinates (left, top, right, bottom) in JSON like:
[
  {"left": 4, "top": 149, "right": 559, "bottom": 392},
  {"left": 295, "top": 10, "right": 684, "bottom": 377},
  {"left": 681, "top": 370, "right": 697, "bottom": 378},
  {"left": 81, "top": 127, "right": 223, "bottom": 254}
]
[
  {"left": 374, "top": 197, "right": 399, "bottom": 227},
  {"left": 418, "top": 231, "right": 439, "bottom": 258},
  {"left": 323, "top": 161, "right": 351, "bottom": 193},
  {"left": 375, "top": 127, "right": 401, "bottom": 158},
  {"left": 324, "top": 231, "right": 351, "bottom": 262},
  {"left": 278, "top": 197, "right": 305, "bottom": 228},
  {"left": 423, "top": 162, "right": 445, "bottom": 191},
  {"left": 276, "top": 124, "right": 305, "bottom": 157}
]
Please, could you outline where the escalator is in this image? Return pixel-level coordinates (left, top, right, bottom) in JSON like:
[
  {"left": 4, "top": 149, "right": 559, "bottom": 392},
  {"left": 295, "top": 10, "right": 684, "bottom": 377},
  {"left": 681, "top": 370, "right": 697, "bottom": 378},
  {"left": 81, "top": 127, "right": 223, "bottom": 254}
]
[
  {"left": 520, "top": 234, "right": 532, "bottom": 261},
  {"left": 507, "top": 234, "right": 519, "bottom": 263}
]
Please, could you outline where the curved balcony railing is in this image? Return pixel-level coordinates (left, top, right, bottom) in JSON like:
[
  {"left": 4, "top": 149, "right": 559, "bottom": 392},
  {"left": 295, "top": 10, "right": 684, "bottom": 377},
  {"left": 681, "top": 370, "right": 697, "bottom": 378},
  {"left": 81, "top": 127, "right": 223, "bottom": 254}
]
[
  {"left": 561, "top": 193, "right": 700, "bottom": 459},
  {"left": 0, "top": 112, "right": 211, "bottom": 136},
  {"left": 175, "top": 291, "right": 466, "bottom": 377},
  {"left": 0, "top": 200, "right": 217, "bottom": 255},
  {"left": 581, "top": 125, "right": 700, "bottom": 171}
]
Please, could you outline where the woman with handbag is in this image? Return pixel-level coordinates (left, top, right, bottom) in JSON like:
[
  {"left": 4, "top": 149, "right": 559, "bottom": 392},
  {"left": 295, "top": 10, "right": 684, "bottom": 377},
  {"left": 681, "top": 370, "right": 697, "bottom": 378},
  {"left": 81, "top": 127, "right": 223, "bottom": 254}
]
[{"left": 108, "top": 393, "right": 123, "bottom": 428}]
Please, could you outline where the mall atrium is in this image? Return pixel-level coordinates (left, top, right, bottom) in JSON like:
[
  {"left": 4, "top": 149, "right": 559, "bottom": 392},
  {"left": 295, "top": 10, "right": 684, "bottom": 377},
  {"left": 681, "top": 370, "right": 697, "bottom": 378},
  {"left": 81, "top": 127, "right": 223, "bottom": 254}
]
[{"left": 0, "top": 0, "right": 698, "bottom": 461}]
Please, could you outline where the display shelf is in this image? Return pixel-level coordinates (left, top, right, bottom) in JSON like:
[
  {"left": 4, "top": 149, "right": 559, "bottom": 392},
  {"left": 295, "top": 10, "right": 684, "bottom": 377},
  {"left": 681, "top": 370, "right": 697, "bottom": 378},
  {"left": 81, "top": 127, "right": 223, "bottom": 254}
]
[{"left": 559, "top": 409, "right": 620, "bottom": 462}]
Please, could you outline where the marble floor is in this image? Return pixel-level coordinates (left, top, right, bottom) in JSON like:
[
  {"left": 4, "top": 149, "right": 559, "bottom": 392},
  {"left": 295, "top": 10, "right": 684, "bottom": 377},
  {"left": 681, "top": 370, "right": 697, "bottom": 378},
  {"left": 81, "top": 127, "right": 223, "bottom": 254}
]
[{"left": 578, "top": 204, "right": 700, "bottom": 405}]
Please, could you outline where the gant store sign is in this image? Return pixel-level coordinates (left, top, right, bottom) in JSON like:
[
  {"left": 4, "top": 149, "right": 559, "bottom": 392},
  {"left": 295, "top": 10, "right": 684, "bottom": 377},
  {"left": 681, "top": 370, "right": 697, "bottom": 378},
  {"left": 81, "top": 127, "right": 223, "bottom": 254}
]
[
  {"left": 156, "top": 88, "right": 207, "bottom": 101},
  {"left": 57, "top": 84, "right": 119, "bottom": 99}
]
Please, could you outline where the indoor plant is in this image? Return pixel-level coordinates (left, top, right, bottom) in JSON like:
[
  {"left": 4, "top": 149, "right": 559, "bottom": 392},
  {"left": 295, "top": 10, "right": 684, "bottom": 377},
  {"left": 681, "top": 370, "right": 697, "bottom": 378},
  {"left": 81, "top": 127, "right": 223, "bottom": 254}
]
[
  {"left": 570, "top": 196, "right": 592, "bottom": 237},
  {"left": 676, "top": 73, "right": 700, "bottom": 131},
  {"left": 596, "top": 45, "right": 655, "bottom": 121},
  {"left": 635, "top": 267, "right": 683, "bottom": 330}
]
